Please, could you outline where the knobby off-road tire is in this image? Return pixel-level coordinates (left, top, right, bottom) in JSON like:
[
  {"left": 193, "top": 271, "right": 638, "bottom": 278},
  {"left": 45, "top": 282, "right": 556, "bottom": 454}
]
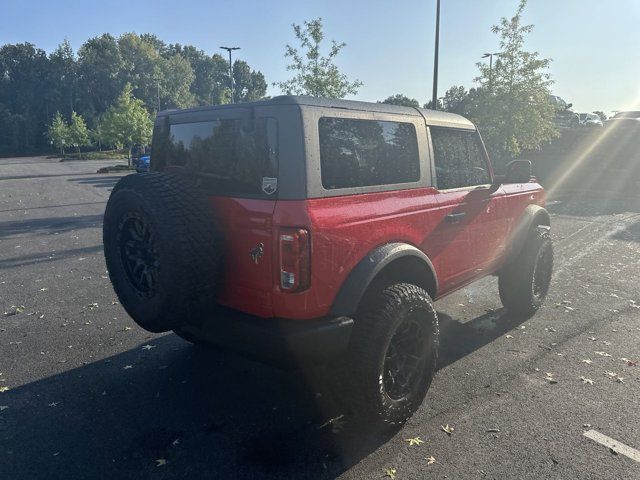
[
  {"left": 103, "top": 172, "right": 221, "bottom": 333},
  {"left": 499, "top": 227, "right": 553, "bottom": 318},
  {"left": 337, "top": 283, "right": 439, "bottom": 427}
]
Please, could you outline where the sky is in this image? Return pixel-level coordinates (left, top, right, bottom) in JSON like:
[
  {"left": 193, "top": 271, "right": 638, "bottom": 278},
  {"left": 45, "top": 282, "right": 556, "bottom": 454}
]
[{"left": 1, "top": 0, "right": 639, "bottom": 114}]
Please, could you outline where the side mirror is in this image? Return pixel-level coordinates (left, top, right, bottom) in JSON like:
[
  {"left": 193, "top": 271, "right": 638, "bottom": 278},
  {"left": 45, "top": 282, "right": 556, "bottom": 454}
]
[{"left": 504, "top": 159, "right": 532, "bottom": 184}]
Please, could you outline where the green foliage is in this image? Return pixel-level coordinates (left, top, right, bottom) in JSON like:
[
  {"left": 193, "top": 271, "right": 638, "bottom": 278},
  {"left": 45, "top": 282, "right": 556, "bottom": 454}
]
[
  {"left": 47, "top": 111, "right": 69, "bottom": 150},
  {"left": 0, "top": 33, "right": 268, "bottom": 153},
  {"left": 68, "top": 111, "right": 91, "bottom": 151},
  {"left": 380, "top": 94, "right": 420, "bottom": 108},
  {"left": 470, "top": 0, "right": 557, "bottom": 165},
  {"left": 233, "top": 60, "right": 267, "bottom": 102},
  {"left": 275, "top": 18, "right": 362, "bottom": 98},
  {"left": 102, "top": 84, "right": 153, "bottom": 154}
]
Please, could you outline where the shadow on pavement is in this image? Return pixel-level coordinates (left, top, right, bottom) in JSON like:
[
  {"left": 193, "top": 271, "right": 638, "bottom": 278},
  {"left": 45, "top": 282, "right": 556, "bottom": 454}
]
[
  {"left": 0, "top": 214, "right": 103, "bottom": 239},
  {"left": 0, "top": 244, "right": 103, "bottom": 270},
  {"left": 437, "top": 307, "right": 526, "bottom": 368},
  {"left": 1, "top": 335, "right": 377, "bottom": 480},
  {"left": 1, "top": 308, "right": 528, "bottom": 480},
  {"left": 67, "top": 176, "right": 122, "bottom": 189}
]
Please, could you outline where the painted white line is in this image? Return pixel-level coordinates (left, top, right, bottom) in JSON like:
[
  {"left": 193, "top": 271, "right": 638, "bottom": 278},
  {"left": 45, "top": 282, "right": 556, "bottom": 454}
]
[{"left": 583, "top": 430, "right": 640, "bottom": 463}]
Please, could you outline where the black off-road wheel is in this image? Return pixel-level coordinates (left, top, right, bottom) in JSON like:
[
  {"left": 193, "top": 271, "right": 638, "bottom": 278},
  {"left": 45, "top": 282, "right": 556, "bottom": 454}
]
[
  {"left": 337, "top": 283, "right": 439, "bottom": 427},
  {"left": 103, "top": 172, "right": 221, "bottom": 333},
  {"left": 499, "top": 227, "right": 553, "bottom": 318}
]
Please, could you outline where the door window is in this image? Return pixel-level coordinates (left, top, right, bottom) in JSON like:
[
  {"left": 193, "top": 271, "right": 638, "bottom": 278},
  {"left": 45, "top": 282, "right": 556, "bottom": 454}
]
[{"left": 430, "top": 127, "right": 491, "bottom": 189}]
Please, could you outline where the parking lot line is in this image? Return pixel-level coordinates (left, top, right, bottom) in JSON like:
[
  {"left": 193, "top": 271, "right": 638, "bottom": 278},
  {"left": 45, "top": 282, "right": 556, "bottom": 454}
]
[{"left": 584, "top": 430, "right": 640, "bottom": 463}]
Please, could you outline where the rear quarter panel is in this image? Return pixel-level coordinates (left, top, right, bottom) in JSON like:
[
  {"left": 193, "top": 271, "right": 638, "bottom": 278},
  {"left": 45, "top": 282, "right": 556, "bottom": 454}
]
[{"left": 271, "top": 188, "right": 442, "bottom": 319}]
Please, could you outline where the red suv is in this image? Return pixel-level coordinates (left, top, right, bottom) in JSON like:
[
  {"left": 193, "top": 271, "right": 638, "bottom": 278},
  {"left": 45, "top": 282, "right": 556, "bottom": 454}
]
[{"left": 103, "top": 96, "right": 553, "bottom": 426}]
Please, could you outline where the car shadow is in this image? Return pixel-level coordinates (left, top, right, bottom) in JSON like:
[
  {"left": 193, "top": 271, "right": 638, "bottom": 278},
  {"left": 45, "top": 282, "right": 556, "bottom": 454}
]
[
  {"left": 2, "top": 307, "right": 529, "bottom": 480},
  {"left": 437, "top": 307, "right": 526, "bottom": 369},
  {"left": 67, "top": 175, "right": 123, "bottom": 189},
  {"left": 0, "top": 213, "right": 103, "bottom": 239}
]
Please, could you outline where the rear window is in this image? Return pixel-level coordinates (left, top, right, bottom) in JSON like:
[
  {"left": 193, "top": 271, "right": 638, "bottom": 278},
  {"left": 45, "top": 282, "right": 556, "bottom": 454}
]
[
  {"left": 319, "top": 117, "right": 420, "bottom": 189},
  {"left": 152, "top": 116, "right": 278, "bottom": 197}
]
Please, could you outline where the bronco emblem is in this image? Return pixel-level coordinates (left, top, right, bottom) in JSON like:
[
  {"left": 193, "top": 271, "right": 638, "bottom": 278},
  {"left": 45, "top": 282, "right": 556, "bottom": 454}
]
[{"left": 250, "top": 243, "right": 264, "bottom": 264}]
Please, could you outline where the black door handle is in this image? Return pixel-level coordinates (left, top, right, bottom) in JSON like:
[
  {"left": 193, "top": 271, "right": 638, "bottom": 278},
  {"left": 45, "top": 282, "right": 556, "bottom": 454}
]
[{"left": 446, "top": 212, "right": 466, "bottom": 222}]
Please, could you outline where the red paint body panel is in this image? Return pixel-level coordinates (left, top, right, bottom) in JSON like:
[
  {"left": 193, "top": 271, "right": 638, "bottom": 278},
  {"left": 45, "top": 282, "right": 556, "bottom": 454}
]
[{"left": 209, "top": 182, "right": 545, "bottom": 321}]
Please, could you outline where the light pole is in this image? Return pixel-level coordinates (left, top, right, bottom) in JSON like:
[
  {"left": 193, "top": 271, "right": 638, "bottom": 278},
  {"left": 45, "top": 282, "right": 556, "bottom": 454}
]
[
  {"left": 431, "top": 0, "right": 441, "bottom": 110},
  {"left": 220, "top": 46, "right": 240, "bottom": 103},
  {"left": 481, "top": 52, "right": 501, "bottom": 91}
]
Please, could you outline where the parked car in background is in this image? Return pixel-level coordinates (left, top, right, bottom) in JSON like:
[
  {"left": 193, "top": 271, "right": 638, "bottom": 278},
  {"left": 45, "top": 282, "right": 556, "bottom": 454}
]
[
  {"left": 604, "top": 111, "right": 640, "bottom": 129},
  {"left": 549, "top": 95, "right": 579, "bottom": 129},
  {"left": 132, "top": 145, "right": 151, "bottom": 172},
  {"left": 578, "top": 113, "right": 603, "bottom": 127}
]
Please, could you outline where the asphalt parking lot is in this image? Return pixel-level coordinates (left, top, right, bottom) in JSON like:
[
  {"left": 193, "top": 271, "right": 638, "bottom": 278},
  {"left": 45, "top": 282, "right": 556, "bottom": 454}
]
[{"left": 1, "top": 156, "right": 639, "bottom": 479}]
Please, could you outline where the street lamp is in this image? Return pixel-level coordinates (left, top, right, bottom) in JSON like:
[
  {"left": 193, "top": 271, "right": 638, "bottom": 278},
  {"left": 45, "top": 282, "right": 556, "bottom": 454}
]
[
  {"left": 220, "top": 46, "right": 240, "bottom": 103},
  {"left": 481, "top": 52, "right": 501, "bottom": 90},
  {"left": 432, "top": 0, "right": 441, "bottom": 110}
]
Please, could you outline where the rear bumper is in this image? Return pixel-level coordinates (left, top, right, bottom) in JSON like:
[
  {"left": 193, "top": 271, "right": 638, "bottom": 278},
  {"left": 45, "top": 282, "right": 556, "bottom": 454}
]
[{"left": 179, "top": 306, "right": 354, "bottom": 367}]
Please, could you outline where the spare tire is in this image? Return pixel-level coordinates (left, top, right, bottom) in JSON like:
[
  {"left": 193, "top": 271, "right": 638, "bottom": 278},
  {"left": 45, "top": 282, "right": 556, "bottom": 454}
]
[{"left": 103, "top": 172, "right": 222, "bottom": 332}]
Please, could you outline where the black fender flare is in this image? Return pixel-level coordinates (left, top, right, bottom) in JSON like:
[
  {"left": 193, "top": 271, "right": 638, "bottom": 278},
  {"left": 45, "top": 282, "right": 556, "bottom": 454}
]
[
  {"left": 330, "top": 242, "right": 438, "bottom": 317},
  {"left": 505, "top": 204, "right": 551, "bottom": 265}
]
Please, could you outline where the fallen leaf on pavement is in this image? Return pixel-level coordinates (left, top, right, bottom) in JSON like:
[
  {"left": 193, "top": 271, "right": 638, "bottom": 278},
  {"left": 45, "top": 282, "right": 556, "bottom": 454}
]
[
  {"left": 426, "top": 455, "right": 436, "bottom": 465},
  {"left": 441, "top": 424, "right": 454, "bottom": 435},
  {"left": 0, "top": 386, "right": 10, "bottom": 393},
  {"left": 383, "top": 467, "right": 397, "bottom": 479},
  {"left": 580, "top": 377, "right": 594, "bottom": 385},
  {"left": 156, "top": 459, "right": 167, "bottom": 467},
  {"left": 0, "top": 405, "right": 8, "bottom": 411},
  {"left": 405, "top": 436, "right": 424, "bottom": 446},
  {"left": 123, "top": 365, "right": 133, "bottom": 370},
  {"left": 595, "top": 351, "right": 612, "bottom": 357},
  {"left": 141, "top": 345, "right": 155, "bottom": 350},
  {"left": 3, "top": 305, "right": 25, "bottom": 316},
  {"left": 582, "top": 359, "right": 593, "bottom": 364},
  {"left": 604, "top": 371, "right": 617, "bottom": 378},
  {"left": 616, "top": 376, "right": 624, "bottom": 383},
  {"left": 505, "top": 334, "right": 513, "bottom": 339}
]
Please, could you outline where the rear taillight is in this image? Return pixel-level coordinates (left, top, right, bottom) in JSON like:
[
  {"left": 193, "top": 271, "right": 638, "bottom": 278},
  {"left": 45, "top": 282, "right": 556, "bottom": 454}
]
[{"left": 279, "top": 228, "right": 310, "bottom": 292}]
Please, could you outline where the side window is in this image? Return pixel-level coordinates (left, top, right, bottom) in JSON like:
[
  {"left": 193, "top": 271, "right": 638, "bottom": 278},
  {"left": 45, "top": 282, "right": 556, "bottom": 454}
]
[
  {"left": 430, "top": 127, "right": 491, "bottom": 190},
  {"left": 152, "top": 117, "right": 278, "bottom": 197},
  {"left": 319, "top": 117, "right": 420, "bottom": 189}
]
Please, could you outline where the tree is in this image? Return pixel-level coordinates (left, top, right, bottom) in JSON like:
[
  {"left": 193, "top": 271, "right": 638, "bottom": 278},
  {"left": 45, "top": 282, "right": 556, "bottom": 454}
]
[
  {"left": 593, "top": 110, "right": 607, "bottom": 122},
  {"left": 68, "top": 111, "right": 91, "bottom": 156},
  {"left": 91, "top": 117, "right": 105, "bottom": 151},
  {"left": 159, "top": 53, "right": 195, "bottom": 109},
  {"left": 470, "top": 0, "right": 557, "bottom": 166},
  {"left": 423, "top": 98, "right": 443, "bottom": 110},
  {"left": 233, "top": 60, "right": 267, "bottom": 102},
  {"left": 77, "top": 34, "right": 125, "bottom": 119},
  {"left": 47, "top": 111, "right": 69, "bottom": 155},
  {"left": 380, "top": 94, "right": 420, "bottom": 108},
  {"left": 441, "top": 86, "right": 470, "bottom": 115},
  {"left": 0, "top": 43, "right": 50, "bottom": 150},
  {"left": 48, "top": 40, "right": 77, "bottom": 118},
  {"left": 102, "top": 83, "right": 153, "bottom": 162},
  {"left": 275, "top": 18, "right": 362, "bottom": 98}
]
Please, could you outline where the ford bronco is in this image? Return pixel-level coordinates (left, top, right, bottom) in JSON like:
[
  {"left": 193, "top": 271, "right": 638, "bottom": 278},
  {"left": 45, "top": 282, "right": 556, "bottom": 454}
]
[{"left": 103, "top": 96, "right": 553, "bottom": 425}]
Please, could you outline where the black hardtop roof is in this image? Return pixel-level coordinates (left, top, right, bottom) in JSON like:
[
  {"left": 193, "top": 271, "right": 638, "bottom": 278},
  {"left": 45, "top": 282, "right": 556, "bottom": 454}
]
[{"left": 158, "top": 95, "right": 474, "bottom": 129}]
